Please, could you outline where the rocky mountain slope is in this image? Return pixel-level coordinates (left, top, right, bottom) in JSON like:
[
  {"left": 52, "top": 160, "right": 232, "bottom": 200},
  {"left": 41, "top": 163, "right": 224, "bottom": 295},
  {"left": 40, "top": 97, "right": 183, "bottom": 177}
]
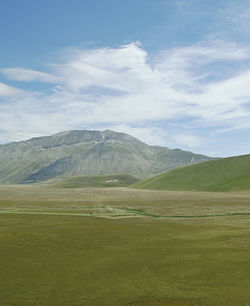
[{"left": 0, "top": 130, "right": 212, "bottom": 183}]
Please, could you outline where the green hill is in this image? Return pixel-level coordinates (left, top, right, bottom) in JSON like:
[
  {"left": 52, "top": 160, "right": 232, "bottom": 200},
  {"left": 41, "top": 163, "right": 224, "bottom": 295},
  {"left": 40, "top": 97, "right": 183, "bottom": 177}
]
[
  {"left": 133, "top": 154, "right": 250, "bottom": 192},
  {"left": 53, "top": 174, "right": 139, "bottom": 188}
]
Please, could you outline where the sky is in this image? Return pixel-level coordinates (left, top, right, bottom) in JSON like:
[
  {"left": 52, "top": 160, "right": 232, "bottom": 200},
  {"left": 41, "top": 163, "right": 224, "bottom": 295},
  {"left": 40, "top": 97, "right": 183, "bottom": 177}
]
[{"left": 1, "top": 0, "right": 250, "bottom": 157}]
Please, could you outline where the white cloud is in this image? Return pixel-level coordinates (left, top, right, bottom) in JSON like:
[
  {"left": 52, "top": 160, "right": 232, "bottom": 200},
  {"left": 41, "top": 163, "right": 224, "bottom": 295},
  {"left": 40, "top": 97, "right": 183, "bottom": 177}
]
[
  {"left": 1, "top": 68, "right": 59, "bottom": 83},
  {"left": 0, "top": 82, "right": 23, "bottom": 96},
  {"left": 219, "top": 1, "right": 250, "bottom": 32},
  {"left": 1, "top": 41, "right": 250, "bottom": 151},
  {"left": 152, "top": 40, "right": 249, "bottom": 90},
  {"left": 173, "top": 133, "right": 204, "bottom": 148}
]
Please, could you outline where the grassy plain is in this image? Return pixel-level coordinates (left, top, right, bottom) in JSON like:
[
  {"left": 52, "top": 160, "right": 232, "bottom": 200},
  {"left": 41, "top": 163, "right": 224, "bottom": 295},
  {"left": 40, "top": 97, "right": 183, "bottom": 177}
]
[
  {"left": 1, "top": 185, "right": 250, "bottom": 305},
  {"left": 53, "top": 174, "right": 139, "bottom": 188}
]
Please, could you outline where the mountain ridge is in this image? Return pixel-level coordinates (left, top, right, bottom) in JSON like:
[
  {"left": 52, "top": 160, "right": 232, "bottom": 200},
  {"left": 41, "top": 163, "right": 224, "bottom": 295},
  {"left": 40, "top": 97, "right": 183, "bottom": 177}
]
[{"left": 0, "top": 129, "right": 213, "bottom": 184}]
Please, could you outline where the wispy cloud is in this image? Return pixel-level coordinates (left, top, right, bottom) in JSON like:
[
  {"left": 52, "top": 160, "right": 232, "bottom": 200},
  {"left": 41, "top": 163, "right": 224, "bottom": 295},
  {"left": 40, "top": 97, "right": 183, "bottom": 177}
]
[
  {"left": 1, "top": 68, "right": 59, "bottom": 83},
  {"left": 0, "top": 82, "right": 23, "bottom": 97},
  {"left": 219, "top": 1, "right": 250, "bottom": 32},
  {"left": 173, "top": 133, "right": 204, "bottom": 148}
]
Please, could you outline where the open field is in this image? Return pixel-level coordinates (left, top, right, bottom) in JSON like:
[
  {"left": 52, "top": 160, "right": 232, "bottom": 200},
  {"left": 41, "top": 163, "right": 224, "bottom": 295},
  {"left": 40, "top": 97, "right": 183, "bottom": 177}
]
[
  {"left": 53, "top": 174, "right": 139, "bottom": 188},
  {"left": 1, "top": 185, "right": 250, "bottom": 305}
]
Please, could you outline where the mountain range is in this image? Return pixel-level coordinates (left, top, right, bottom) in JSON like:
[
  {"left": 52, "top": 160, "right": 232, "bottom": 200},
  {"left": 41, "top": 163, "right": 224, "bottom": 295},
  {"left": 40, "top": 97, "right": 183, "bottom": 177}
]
[{"left": 0, "top": 129, "right": 212, "bottom": 184}]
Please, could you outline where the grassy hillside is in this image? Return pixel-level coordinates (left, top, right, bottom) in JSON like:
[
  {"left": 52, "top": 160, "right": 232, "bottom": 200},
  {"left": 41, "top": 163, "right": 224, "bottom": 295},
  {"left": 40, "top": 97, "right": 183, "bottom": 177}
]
[
  {"left": 53, "top": 174, "right": 139, "bottom": 188},
  {"left": 133, "top": 154, "right": 250, "bottom": 192}
]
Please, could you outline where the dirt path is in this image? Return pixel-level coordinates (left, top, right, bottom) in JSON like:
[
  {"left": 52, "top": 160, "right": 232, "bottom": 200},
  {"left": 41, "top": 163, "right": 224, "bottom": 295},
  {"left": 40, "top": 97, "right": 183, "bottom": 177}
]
[{"left": 0, "top": 209, "right": 138, "bottom": 219}]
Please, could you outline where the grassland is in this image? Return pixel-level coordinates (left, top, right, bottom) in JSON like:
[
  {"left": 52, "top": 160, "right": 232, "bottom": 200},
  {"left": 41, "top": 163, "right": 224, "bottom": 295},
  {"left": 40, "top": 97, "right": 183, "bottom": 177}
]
[
  {"left": 53, "top": 174, "right": 139, "bottom": 188},
  {"left": 1, "top": 185, "right": 250, "bottom": 305},
  {"left": 133, "top": 154, "right": 250, "bottom": 192}
]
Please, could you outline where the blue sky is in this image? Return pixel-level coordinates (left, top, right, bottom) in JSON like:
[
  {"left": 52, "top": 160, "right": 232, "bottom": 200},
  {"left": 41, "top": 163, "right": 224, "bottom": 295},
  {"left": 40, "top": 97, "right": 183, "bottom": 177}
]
[{"left": 1, "top": 0, "right": 250, "bottom": 156}]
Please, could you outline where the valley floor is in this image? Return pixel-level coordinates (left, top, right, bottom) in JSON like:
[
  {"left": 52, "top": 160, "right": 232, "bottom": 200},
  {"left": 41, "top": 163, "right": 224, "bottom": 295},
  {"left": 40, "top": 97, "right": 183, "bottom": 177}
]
[{"left": 1, "top": 185, "right": 250, "bottom": 305}]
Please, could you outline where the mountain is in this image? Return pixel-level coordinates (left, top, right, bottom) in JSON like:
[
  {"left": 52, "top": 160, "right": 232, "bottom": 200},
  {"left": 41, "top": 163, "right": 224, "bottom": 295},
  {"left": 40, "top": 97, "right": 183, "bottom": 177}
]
[
  {"left": 133, "top": 154, "right": 250, "bottom": 192},
  {"left": 0, "top": 129, "right": 212, "bottom": 184}
]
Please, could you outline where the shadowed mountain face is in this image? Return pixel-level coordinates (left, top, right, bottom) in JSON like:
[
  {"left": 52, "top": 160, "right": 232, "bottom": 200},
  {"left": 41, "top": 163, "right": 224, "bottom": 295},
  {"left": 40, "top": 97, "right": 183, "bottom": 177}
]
[{"left": 0, "top": 130, "right": 212, "bottom": 183}]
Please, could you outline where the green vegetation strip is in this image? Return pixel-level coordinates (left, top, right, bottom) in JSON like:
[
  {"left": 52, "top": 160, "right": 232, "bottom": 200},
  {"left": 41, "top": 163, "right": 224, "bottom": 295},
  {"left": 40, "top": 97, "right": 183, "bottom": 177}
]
[
  {"left": 118, "top": 207, "right": 250, "bottom": 218},
  {"left": 1, "top": 207, "right": 250, "bottom": 219}
]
